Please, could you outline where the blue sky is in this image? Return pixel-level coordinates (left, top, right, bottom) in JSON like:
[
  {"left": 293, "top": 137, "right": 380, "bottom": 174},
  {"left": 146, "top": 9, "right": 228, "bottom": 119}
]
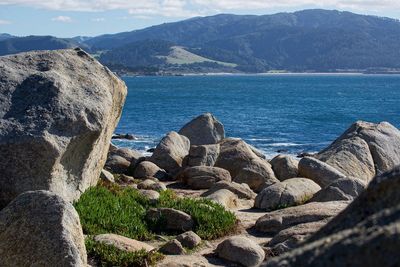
[{"left": 0, "top": 0, "right": 399, "bottom": 38}]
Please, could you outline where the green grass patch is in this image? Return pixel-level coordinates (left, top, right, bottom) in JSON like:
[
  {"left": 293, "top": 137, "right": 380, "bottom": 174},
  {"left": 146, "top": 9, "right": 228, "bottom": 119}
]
[{"left": 85, "top": 237, "right": 163, "bottom": 267}]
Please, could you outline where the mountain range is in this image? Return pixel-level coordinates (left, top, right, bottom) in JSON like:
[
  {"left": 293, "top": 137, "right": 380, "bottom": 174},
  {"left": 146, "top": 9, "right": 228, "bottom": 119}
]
[{"left": 2, "top": 9, "right": 400, "bottom": 73}]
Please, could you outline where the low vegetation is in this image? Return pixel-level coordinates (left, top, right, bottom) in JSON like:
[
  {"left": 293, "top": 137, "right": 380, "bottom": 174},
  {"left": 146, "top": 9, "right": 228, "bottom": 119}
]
[{"left": 74, "top": 182, "right": 237, "bottom": 265}]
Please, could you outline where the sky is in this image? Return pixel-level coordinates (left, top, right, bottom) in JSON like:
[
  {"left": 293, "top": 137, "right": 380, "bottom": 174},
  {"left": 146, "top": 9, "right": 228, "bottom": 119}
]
[{"left": 0, "top": 0, "right": 400, "bottom": 38}]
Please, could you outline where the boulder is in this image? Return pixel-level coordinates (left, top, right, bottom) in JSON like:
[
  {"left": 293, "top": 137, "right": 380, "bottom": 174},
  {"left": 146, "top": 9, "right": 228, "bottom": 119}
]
[
  {"left": 204, "top": 189, "right": 239, "bottom": 209},
  {"left": 177, "top": 166, "right": 231, "bottom": 189},
  {"left": 176, "top": 231, "right": 201, "bottom": 249},
  {"left": 0, "top": 49, "right": 127, "bottom": 207},
  {"left": 111, "top": 147, "right": 142, "bottom": 164},
  {"left": 94, "top": 233, "right": 154, "bottom": 252},
  {"left": 317, "top": 121, "right": 400, "bottom": 176},
  {"left": 146, "top": 208, "right": 194, "bottom": 232},
  {"left": 0, "top": 190, "right": 87, "bottom": 266},
  {"left": 270, "top": 155, "right": 299, "bottom": 181},
  {"left": 100, "top": 169, "right": 115, "bottom": 183},
  {"left": 255, "top": 201, "right": 348, "bottom": 234},
  {"left": 105, "top": 155, "right": 131, "bottom": 174},
  {"left": 160, "top": 239, "right": 185, "bottom": 255},
  {"left": 202, "top": 181, "right": 257, "bottom": 199},
  {"left": 149, "top": 131, "right": 190, "bottom": 175},
  {"left": 132, "top": 161, "right": 168, "bottom": 180},
  {"left": 178, "top": 113, "right": 225, "bottom": 145},
  {"left": 266, "top": 220, "right": 327, "bottom": 255},
  {"left": 138, "top": 189, "right": 160, "bottom": 203},
  {"left": 137, "top": 179, "right": 167, "bottom": 191},
  {"left": 309, "top": 177, "right": 366, "bottom": 202},
  {"left": 298, "top": 157, "right": 347, "bottom": 188},
  {"left": 216, "top": 236, "right": 265, "bottom": 267},
  {"left": 255, "top": 178, "right": 321, "bottom": 211},
  {"left": 263, "top": 166, "right": 400, "bottom": 267},
  {"left": 316, "top": 136, "right": 375, "bottom": 182},
  {"left": 186, "top": 144, "right": 220, "bottom": 167}
]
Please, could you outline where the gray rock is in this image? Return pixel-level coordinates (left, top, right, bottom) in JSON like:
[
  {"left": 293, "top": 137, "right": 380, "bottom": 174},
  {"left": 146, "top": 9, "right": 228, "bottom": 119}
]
[
  {"left": 186, "top": 144, "right": 220, "bottom": 167},
  {"left": 298, "top": 157, "right": 347, "bottom": 188},
  {"left": 105, "top": 155, "right": 131, "bottom": 174},
  {"left": 0, "top": 190, "right": 87, "bottom": 266},
  {"left": 133, "top": 161, "right": 168, "bottom": 180},
  {"left": 146, "top": 208, "right": 194, "bottom": 232},
  {"left": 316, "top": 136, "right": 375, "bottom": 183},
  {"left": 111, "top": 147, "right": 142, "bottom": 164},
  {"left": 139, "top": 189, "right": 160, "bottom": 203},
  {"left": 0, "top": 49, "right": 127, "bottom": 207},
  {"left": 176, "top": 231, "right": 201, "bottom": 249},
  {"left": 149, "top": 131, "right": 190, "bottom": 175},
  {"left": 270, "top": 155, "right": 299, "bottom": 181},
  {"left": 202, "top": 181, "right": 257, "bottom": 199},
  {"left": 100, "top": 169, "right": 115, "bottom": 183},
  {"left": 204, "top": 189, "right": 239, "bottom": 209},
  {"left": 160, "top": 239, "right": 186, "bottom": 255},
  {"left": 216, "top": 236, "right": 265, "bottom": 267},
  {"left": 309, "top": 177, "right": 366, "bottom": 202},
  {"left": 255, "top": 201, "right": 348, "bottom": 234},
  {"left": 255, "top": 178, "right": 321, "bottom": 211},
  {"left": 263, "top": 167, "right": 400, "bottom": 267},
  {"left": 137, "top": 179, "right": 167, "bottom": 191},
  {"left": 177, "top": 166, "right": 231, "bottom": 189},
  {"left": 178, "top": 113, "right": 225, "bottom": 145},
  {"left": 94, "top": 233, "right": 154, "bottom": 252}
]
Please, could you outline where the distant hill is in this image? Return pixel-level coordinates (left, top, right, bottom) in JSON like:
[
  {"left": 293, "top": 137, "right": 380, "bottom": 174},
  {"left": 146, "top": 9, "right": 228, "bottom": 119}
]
[
  {"left": 87, "top": 9, "right": 400, "bottom": 72},
  {"left": 0, "top": 33, "right": 15, "bottom": 41},
  {"left": 0, "top": 35, "right": 89, "bottom": 56}
]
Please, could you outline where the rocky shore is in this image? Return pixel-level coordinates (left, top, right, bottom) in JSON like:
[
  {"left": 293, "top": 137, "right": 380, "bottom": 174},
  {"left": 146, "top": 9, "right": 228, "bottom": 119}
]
[{"left": 1, "top": 49, "right": 400, "bottom": 267}]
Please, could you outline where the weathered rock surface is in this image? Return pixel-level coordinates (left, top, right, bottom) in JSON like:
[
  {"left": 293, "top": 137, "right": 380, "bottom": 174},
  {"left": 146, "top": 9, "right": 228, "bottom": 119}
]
[
  {"left": 298, "top": 157, "right": 347, "bottom": 188},
  {"left": 146, "top": 208, "right": 194, "bottom": 232},
  {"left": 263, "top": 166, "right": 400, "bottom": 267},
  {"left": 316, "top": 136, "right": 375, "bottom": 182},
  {"left": 0, "top": 49, "right": 127, "bottom": 207},
  {"left": 315, "top": 121, "right": 400, "bottom": 182},
  {"left": 176, "top": 231, "right": 201, "bottom": 249},
  {"left": 178, "top": 113, "right": 225, "bottom": 145},
  {"left": 137, "top": 179, "right": 167, "bottom": 191},
  {"left": 100, "top": 169, "right": 115, "bottom": 183},
  {"left": 0, "top": 190, "right": 87, "bottom": 266},
  {"left": 94, "top": 233, "right": 154, "bottom": 252},
  {"left": 110, "top": 147, "right": 142, "bottom": 164},
  {"left": 202, "top": 181, "right": 257, "bottom": 199},
  {"left": 133, "top": 160, "right": 168, "bottom": 180},
  {"left": 216, "top": 236, "right": 265, "bottom": 267},
  {"left": 160, "top": 239, "right": 186, "bottom": 255},
  {"left": 215, "top": 138, "right": 278, "bottom": 191},
  {"left": 204, "top": 189, "right": 239, "bottom": 209},
  {"left": 138, "top": 189, "right": 160, "bottom": 203},
  {"left": 105, "top": 154, "right": 131, "bottom": 174},
  {"left": 270, "top": 155, "right": 299, "bottom": 181},
  {"left": 255, "top": 178, "right": 321, "bottom": 211},
  {"left": 177, "top": 166, "right": 231, "bottom": 189},
  {"left": 149, "top": 131, "right": 190, "bottom": 175},
  {"left": 255, "top": 201, "right": 348, "bottom": 234},
  {"left": 309, "top": 177, "right": 366, "bottom": 202},
  {"left": 186, "top": 144, "right": 220, "bottom": 167}
]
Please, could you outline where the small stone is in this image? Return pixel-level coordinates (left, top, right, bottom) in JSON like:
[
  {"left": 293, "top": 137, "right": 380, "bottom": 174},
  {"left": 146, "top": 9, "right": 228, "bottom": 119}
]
[
  {"left": 146, "top": 208, "right": 194, "bottom": 232},
  {"left": 159, "top": 239, "right": 186, "bottom": 255},
  {"left": 176, "top": 231, "right": 202, "bottom": 249},
  {"left": 94, "top": 233, "right": 154, "bottom": 252}
]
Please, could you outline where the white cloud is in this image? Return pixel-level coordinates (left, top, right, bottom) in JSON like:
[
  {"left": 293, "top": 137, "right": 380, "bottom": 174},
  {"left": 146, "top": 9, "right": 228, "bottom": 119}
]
[
  {"left": 51, "top": 16, "right": 72, "bottom": 22},
  {"left": 0, "top": 0, "right": 400, "bottom": 18},
  {"left": 0, "top": 19, "right": 11, "bottom": 25},
  {"left": 91, "top": 17, "right": 105, "bottom": 22}
]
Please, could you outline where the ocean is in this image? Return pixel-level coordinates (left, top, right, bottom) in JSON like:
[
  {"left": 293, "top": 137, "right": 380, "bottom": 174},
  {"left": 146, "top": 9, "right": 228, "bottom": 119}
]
[{"left": 112, "top": 74, "right": 400, "bottom": 159}]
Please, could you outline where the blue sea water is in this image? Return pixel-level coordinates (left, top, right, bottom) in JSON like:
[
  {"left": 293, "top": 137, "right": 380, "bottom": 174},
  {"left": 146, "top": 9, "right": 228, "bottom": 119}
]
[{"left": 113, "top": 74, "right": 400, "bottom": 158}]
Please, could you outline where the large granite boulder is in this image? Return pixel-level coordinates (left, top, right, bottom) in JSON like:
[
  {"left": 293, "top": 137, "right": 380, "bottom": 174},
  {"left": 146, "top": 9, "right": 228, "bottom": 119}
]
[
  {"left": 255, "top": 178, "right": 321, "bottom": 211},
  {"left": 0, "top": 190, "right": 87, "bottom": 266},
  {"left": 263, "top": 166, "right": 400, "bottom": 267},
  {"left": 178, "top": 113, "right": 225, "bottom": 145},
  {"left": 149, "top": 131, "right": 190, "bottom": 175},
  {"left": 298, "top": 157, "right": 347, "bottom": 188},
  {"left": 216, "top": 236, "right": 265, "bottom": 267},
  {"left": 202, "top": 181, "right": 257, "bottom": 199},
  {"left": 204, "top": 189, "right": 239, "bottom": 209},
  {"left": 176, "top": 166, "right": 231, "bottom": 189},
  {"left": 316, "top": 121, "right": 400, "bottom": 181},
  {"left": 255, "top": 201, "right": 348, "bottom": 234},
  {"left": 270, "top": 155, "right": 299, "bottom": 181},
  {"left": 186, "top": 144, "right": 220, "bottom": 167},
  {"left": 215, "top": 138, "right": 278, "bottom": 191},
  {"left": 133, "top": 161, "right": 168, "bottom": 180},
  {"left": 309, "top": 177, "right": 366, "bottom": 202},
  {"left": 0, "top": 49, "right": 127, "bottom": 207}
]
